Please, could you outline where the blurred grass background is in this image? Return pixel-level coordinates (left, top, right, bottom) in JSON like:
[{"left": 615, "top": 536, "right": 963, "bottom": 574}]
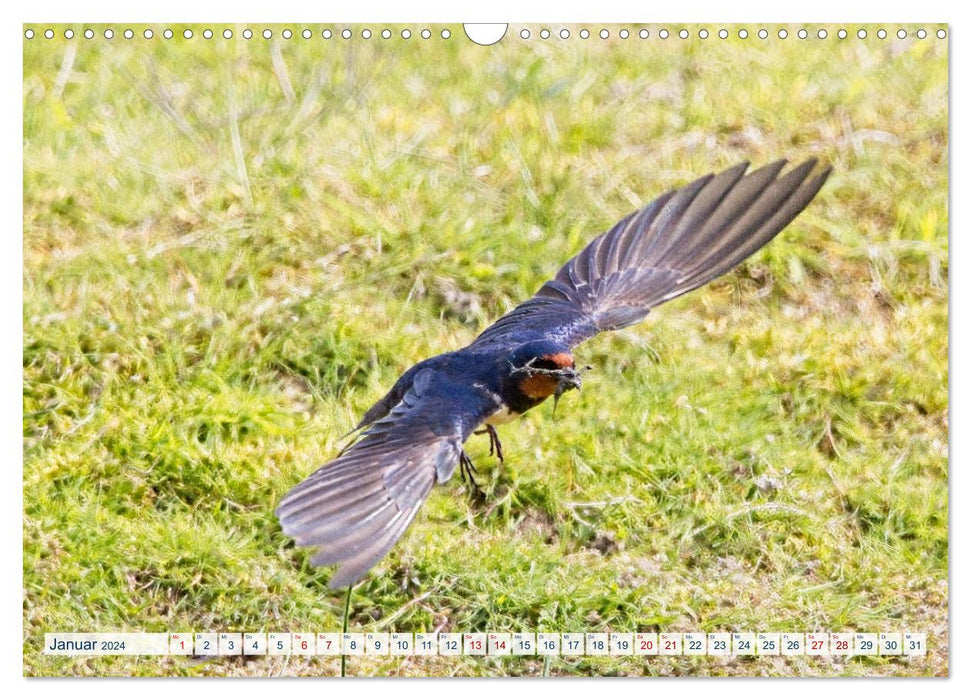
[{"left": 23, "top": 23, "right": 947, "bottom": 676}]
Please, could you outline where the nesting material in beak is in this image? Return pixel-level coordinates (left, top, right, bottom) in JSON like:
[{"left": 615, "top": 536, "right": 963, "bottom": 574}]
[{"left": 552, "top": 365, "right": 592, "bottom": 417}]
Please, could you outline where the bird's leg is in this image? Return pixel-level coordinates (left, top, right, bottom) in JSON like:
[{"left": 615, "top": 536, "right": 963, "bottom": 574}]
[
  {"left": 459, "top": 450, "right": 484, "bottom": 499},
  {"left": 474, "top": 425, "right": 504, "bottom": 463},
  {"left": 490, "top": 425, "right": 504, "bottom": 462}
]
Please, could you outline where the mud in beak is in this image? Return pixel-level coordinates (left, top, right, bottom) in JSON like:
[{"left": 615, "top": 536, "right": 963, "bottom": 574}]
[
  {"left": 552, "top": 365, "right": 592, "bottom": 416},
  {"left": 554, "top": 369, "right": 583, "bottom": 399}
]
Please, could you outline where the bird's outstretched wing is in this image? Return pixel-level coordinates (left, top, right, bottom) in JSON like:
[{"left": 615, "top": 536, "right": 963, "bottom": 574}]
[
  {"left": 472, "top": 159, "right": 831, "bottom": 349},
  {"left": 276, "top": 368, "right": 499, "bottom": 588}
]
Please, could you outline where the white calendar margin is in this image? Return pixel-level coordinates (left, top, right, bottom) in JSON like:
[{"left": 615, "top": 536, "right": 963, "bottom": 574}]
[{"left": 10, "top": 1, "right": 958, "bottom": 697}]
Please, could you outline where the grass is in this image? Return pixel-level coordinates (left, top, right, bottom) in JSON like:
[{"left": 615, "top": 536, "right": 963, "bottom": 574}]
[{"left": 23, "top": 23, "right": 948, "bottom": 677}]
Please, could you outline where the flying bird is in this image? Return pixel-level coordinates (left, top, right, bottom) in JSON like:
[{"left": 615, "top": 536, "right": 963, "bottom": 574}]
[{"left": 276, "top": 159, "right": 831, "bottom": 588}]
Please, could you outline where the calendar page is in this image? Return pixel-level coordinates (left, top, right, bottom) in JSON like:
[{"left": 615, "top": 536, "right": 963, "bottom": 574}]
[{"left": 22, "top": 16, "right": 948, "bottom": 678}]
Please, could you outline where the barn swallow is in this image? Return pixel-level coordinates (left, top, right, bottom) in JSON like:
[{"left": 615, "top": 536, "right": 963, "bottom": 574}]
[{"left": 276, "top": 159, "right": 831, "bottom": 588}]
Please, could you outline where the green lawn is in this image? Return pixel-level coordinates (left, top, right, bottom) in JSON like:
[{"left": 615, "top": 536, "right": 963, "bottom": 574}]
[{"left": 23, "top": 23, "right": 948, "bottom": 676}]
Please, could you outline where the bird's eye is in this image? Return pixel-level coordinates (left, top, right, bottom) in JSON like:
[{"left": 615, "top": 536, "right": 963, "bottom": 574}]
[{"left": 533, "top": 358, "right": 558, "bottom": 371}]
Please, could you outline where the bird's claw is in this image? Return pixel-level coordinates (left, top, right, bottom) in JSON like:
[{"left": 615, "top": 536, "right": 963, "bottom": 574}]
[
  {"left": 474, "top": 425, "right": 504, "bottom": 463},
  {"left": 459, "top": 450, "right": 485, "bottom": 501}
]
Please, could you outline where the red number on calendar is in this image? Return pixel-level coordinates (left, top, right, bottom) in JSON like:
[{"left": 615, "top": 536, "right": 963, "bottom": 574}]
[
  {"left": 301, "top": 641, "right": 308, "bottom": 650},
  {"left": 835, "top": 640, "right": 848, "bottom": 650},
  {"left": 812, "top": 640, "right": 822, "bottom": 650},
  {"left": 664, "top": 640, "right": 674, "bottom": 650}
]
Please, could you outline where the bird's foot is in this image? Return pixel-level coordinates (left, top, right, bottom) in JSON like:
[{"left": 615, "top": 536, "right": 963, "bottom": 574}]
[
  {"left": 474, "top": 425, "right": 504, "bottom": 463},
  {"left": 459, "top": 450, "right": 485, "bottom": 501}
]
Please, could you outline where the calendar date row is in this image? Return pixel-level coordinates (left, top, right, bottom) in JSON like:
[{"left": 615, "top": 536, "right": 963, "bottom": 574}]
[{"left": 45, "top": 632, "right": 926, "bottom": 657}]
